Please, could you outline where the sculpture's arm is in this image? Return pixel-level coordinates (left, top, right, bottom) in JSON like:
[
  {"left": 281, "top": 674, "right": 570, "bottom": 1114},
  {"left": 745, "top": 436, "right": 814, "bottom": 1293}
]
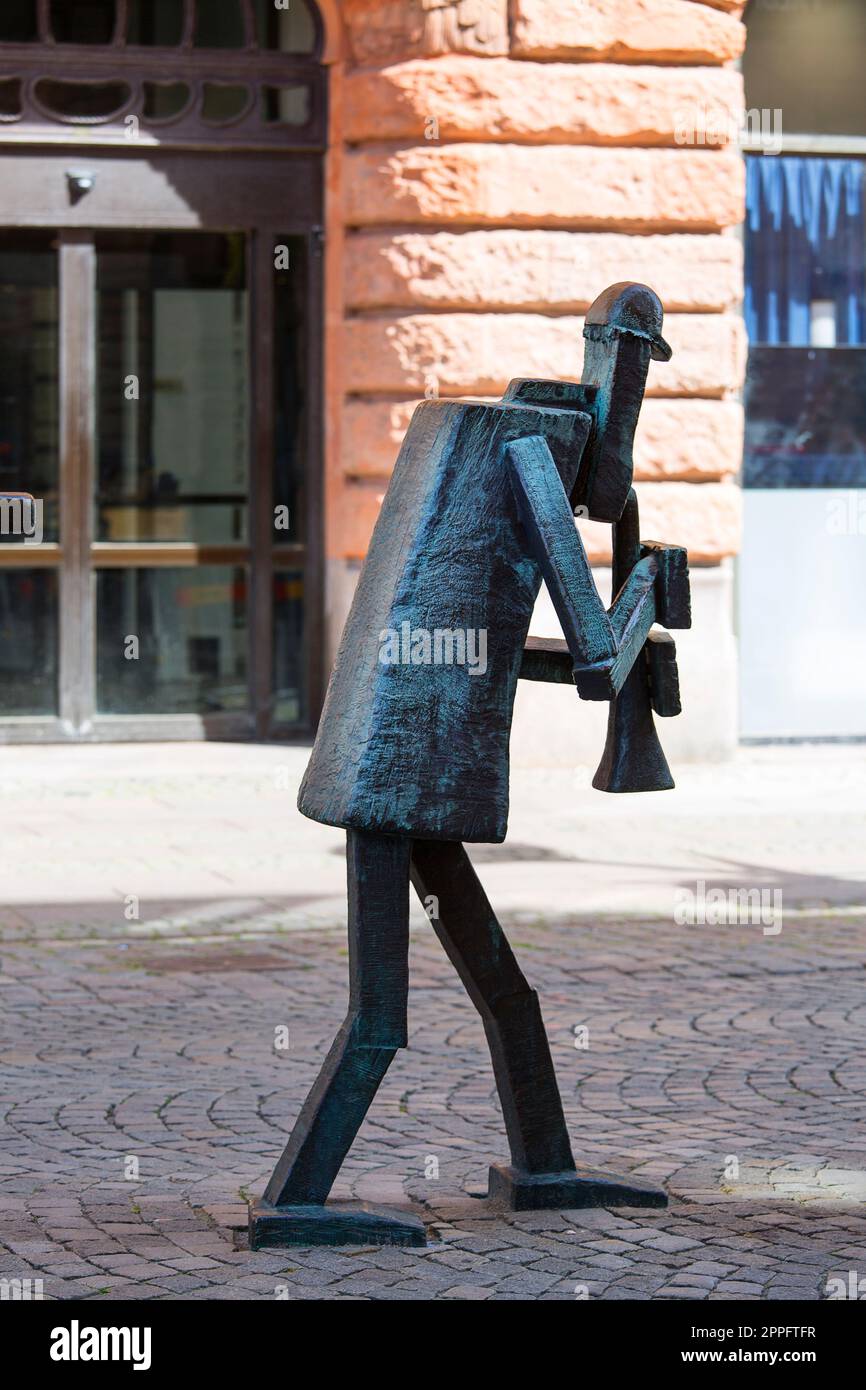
[{"left": 506, "top": 434, "right": 682, "bottom": 701}]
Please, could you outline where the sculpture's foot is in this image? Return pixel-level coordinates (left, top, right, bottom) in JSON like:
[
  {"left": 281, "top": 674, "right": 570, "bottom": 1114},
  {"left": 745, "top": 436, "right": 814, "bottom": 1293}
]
[
  {"left": 487, "top": 1164, "right": 667, "bottom": 1211},
  {"left": 248, "top": 1200, "right": 426, "bottom": 1250}
]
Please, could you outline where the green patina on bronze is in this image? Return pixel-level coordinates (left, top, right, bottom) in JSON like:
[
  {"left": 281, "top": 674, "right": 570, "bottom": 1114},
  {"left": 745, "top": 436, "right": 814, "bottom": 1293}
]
[{"left": 250, "top": 283, "right": 692, "bottom": 1249}]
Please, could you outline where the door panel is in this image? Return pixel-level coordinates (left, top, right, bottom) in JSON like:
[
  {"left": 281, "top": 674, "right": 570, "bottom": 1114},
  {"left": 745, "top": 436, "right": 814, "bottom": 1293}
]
[
  {"left": 0, "top": 231, "right": 60, "bottom": 716},
  {"left": 0, "top": 230, "right": 59, "bottom": 535},
  {"left": 95, "top": 231, "right": 249, "bottom": 545},
  {"left": 91, "top": 228, "right": 253, "bottom": 725},
  {"left": 272, "top": 567, "right": 305, "bottom": 726},
  {"left": 0, "top": 2, "right": 324, "bottom": 741},
  {"left": 0, "top": 568, "right": 58, "bottom": 714},
  {"left": 0, "top": 218, "right": 320, "bottom": 739},
  {"left": 96, "top": 563, "right": 248, "bottom": 715}
]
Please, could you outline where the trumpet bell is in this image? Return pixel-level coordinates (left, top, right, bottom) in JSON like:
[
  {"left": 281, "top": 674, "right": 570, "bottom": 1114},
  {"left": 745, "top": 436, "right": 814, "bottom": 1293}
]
[{"left": 592, "top": 661, "right": 674, "bottom": 794}]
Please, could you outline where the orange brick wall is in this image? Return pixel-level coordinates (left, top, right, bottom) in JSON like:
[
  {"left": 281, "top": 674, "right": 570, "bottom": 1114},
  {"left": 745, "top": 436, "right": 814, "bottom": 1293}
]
[{"left": 322, "top": 0, "right": 747, "bottom": 599}]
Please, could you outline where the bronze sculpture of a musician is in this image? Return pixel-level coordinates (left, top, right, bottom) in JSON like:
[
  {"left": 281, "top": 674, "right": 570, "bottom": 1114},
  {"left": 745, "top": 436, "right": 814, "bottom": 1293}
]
[{"left": 250, "top": 282, "right": 691, "bottom": 1248}]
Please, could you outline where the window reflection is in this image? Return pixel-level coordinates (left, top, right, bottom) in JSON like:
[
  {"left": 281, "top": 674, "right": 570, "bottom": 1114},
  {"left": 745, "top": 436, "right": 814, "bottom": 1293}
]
[
  {"left": 273, "top": 234, "right": 308, "bottom": 544},
  {"left": 744, "top": 348, "right": 866, "bottom": 489},
  {"left": 96, "top": 232, "right": 248, "bottom": 544},
  {"left": 97, "top": 566, "right": 248, "bottom": 715},
  {"left": 744, "top": 155, "right": 866, "bottom": 489},
  {"left": 0, "top": 570, "right": 58, "bottom": 715},
  {"left": 0, "top": 234, "right": 59, "bottom": 541},
  {"left": 273, "top": 570, "right": 305, "bottom": 725},
  {"left": 201, "top": 83, "right": 250, "bottom": 124}
]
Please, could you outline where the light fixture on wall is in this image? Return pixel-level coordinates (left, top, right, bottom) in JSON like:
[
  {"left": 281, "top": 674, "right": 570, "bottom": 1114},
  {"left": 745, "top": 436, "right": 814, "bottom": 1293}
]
[{"left": 66, "top": 170, "right": 96, "bottom": 203}]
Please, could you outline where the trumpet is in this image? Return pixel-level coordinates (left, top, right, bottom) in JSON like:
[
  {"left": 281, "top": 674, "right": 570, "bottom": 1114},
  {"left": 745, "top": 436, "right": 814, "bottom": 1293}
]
[{"left": 592, "top": 488, "right": 690, "bottom": 793}]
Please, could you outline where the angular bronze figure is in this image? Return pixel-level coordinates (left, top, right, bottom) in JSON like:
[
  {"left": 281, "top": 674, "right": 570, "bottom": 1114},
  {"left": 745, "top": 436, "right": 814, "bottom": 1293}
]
[{"left": 250, "top": 283, "right": 691, "bottom": 1249}]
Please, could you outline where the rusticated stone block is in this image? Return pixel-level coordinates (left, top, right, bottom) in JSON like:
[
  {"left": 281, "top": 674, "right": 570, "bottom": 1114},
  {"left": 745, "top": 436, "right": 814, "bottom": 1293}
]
[
  {"left": 341, "top": 396, "right": 743, "bottom": 483},
  {"left": 578, "top": 481, "right": 741, "bottom": 565},
  {"left": 341, "top": 0, "right": 508, "bottom": 64},
  {"left": 510, "top": 0, "right": 745, "bottom": 61},
  {"left": 341, "top": 400, "right": 419, "bottom": 479},
  {"left": 343, "top": 58, "right": 743, "bottom": 147},
  {"left": 345, "top": 229, "right": 742, "bottom": 313},
  {"left": 345, "top": 145, "right": 744, "bottom": 230},
  {"left": 633, "top": 398, "right": 743, "bottom": 480},
  {"left": 336, "top": 476, "right": 739, "bottom": 564},
  {"left": 343, "top": 312, "right": 746, "bottom": 397},
  {"left": 336, "top": 478, "right": 389, "bottom": 559}
]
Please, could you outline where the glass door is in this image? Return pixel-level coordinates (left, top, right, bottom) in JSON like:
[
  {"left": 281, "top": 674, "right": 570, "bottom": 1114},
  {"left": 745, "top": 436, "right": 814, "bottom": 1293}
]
[
  {"left": 94, "top": 230, "right": 251, "bottom": 720},
  {"left": 0, "top": 224, "right": 317, "bottom": 740},
  {"left": 0, "top": 231, "right": 60, "bottom": 720}
]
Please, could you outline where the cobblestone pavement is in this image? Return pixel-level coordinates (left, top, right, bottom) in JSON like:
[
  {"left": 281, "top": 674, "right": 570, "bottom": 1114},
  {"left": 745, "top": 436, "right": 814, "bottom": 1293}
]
[{"left": 3, "top": 902, "right": 866, "bottom": 1301}]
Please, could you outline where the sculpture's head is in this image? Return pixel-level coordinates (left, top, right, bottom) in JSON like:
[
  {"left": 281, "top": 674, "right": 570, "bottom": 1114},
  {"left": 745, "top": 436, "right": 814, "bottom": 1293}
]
[
  {"left": 572, "top": 282, "right": 672, "bottom": 523},
  {"left": 502, "top": 282, "right": 672, "bottom": 523},
  {"left": 583, "top": 281, "right": 672, "bottom": 364}
]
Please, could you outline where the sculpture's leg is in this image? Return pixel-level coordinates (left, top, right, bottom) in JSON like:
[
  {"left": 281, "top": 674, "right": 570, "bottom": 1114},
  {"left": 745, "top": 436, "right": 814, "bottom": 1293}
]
[
  {"left": 410, "top": 839, "right": 666, "bottom": 1211},
  {"left": 249, "top": 830, "right": 425, "bottom": 1248}
]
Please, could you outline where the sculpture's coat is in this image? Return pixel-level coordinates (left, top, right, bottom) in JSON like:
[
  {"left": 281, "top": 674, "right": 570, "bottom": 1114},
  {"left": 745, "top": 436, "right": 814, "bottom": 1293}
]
[{"left": 298, "top": 398, "right": 592, "bottom": 842}]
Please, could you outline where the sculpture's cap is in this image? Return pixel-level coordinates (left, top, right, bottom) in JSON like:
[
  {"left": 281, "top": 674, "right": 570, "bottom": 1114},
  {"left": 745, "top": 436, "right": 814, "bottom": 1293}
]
[{"left": 584, "top": 281, "right": 672, "bottom": 362}]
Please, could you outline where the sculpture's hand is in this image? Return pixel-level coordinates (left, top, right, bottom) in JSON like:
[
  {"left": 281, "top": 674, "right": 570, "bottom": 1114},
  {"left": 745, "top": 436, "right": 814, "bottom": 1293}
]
[
  {"left": 506, "top": 434, "right": 617, "bottom": 677},
  {"left": 507, "top": 438, "right": 688, "bottom": 701}
]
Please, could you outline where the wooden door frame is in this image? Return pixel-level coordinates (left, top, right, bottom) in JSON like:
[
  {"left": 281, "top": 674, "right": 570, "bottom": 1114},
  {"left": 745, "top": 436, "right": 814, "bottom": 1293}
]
[{"left": 0, "top": 150, "right": 324, "bottom": 743}]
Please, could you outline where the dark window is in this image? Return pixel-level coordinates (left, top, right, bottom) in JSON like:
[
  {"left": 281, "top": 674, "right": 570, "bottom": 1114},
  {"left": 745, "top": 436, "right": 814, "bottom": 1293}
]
[
  {"left": 142, "top": 81, "right": 190, "bottom": 121},
  {"left": 273, "top": 570, "right": 305, "bottom": 725},
  {"left": 0, "top": 79, "right": 22, "bottom": 118},
  {"left": 0, "top": 571, "right": 59, "bottom": 716},
  {"left": 50, "top": 0, "right": 116, "bottom": 45},
  {"left": 194, "top": 0, "right": 245, "bottom": 49},
  {"left": 0, "top": 0, "right": 38, "bottom": 43},
  {"left": 34, "top": 77, "right": 131, "bottom": 119},
  {"left": 273, "top": 234, "right": 309, "bottom": 543},
  {"left": 0, "top": 0, "right": 325, "bottom": 148},
  {"left": 201, "top": 83, "right": 250, "bottom": 124},
  {"left": 127, "top": 0, "right": 184, "bottom": 47},
  {"left": 744, "top": 347, "right": 866, "bottom": 488},
  {"left": 0, "top": 232, "right": 59, "bottom": 538}
]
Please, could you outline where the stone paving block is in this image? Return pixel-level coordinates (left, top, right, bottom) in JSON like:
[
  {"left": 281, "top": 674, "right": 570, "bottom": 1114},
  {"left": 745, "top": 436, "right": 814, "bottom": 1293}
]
[
  {"left": 153, "top": 1274, "right": 213, "bottom": 1293},
  {"left": 3, "top": 837, "right": 866, "bottom": 1301},
  {"left": 642, "top": 1234, "right": 703, "bottom": 1253},
  {"left": 441, "top": 1283, "right": 493, "bottom": 1300}
]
